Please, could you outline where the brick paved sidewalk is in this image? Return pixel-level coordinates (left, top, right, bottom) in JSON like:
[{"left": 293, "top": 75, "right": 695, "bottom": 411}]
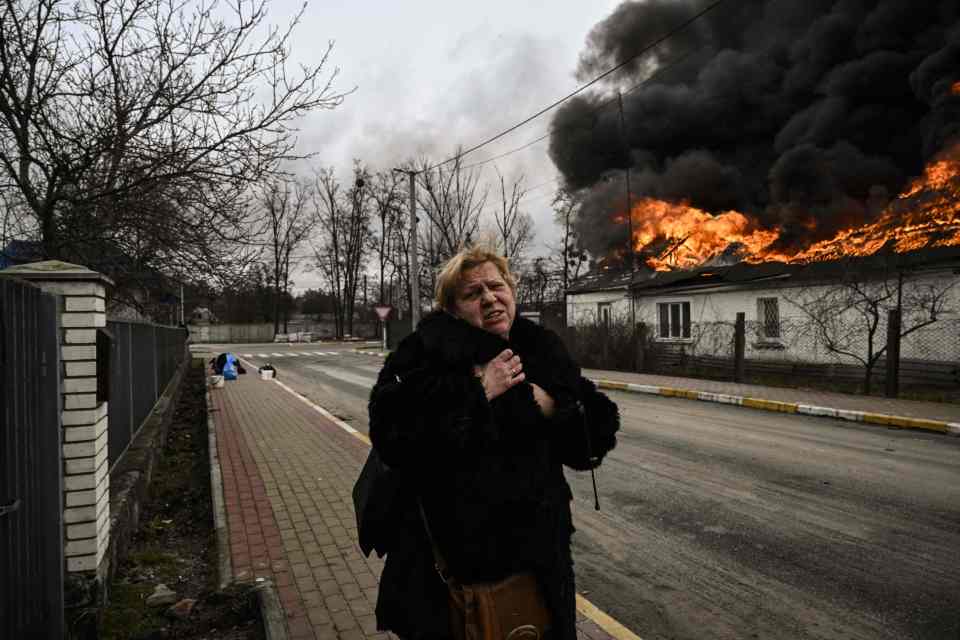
[
  {"left": 209, "top": 371, "right": 626, "bottom": 640},
  {"left": 582, "top": 368, "right": 960, "bottom": 423}
]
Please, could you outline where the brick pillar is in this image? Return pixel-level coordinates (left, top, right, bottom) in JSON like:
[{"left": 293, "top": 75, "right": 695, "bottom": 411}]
[{"left": 0, "top": 260, "right": 113, "bottom": 574}]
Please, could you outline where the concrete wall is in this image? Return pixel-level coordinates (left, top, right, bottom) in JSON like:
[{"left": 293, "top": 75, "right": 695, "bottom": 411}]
[
  {"left": 189, "top": 320, "right": 380, "bottom": 343},
  {"left": 189, "top": 323, "right": 275, "bottom": 344}
]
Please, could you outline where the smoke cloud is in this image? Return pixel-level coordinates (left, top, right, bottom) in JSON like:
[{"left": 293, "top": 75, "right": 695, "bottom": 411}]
[{"left": 552, "top": 0, "right": 960, "bottom": 260}]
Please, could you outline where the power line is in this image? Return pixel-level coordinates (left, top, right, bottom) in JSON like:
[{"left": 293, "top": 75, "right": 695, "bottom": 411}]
[
  {"left": 456, "top": 47, "right": 697, "bottom": 173},
  {"left": 460, "top": 133, "right": 551, "bottom": 171},
  {"left": 425, "top": 0, "right": 726, "bottom": 171}
]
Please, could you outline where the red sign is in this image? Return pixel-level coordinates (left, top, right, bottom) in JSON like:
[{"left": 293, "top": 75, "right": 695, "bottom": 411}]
[{"left": 374, "top": 305, "right": 392, "bottom": 321}]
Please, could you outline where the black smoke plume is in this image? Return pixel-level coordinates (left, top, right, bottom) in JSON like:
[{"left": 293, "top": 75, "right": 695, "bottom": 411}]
[{"left": 551, "top": 0, "right": 960, "bottom": 260}]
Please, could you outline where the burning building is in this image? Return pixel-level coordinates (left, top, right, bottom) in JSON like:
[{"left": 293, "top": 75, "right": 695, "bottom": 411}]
[
  {"left": 552, "top": 0, "right": 960, "bottom": 270},
  {"left": 560, "top": 0, "right": 960, "bottom": 389}
]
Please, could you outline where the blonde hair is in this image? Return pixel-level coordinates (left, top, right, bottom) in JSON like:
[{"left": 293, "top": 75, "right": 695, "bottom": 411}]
[{"left": 435, "top": 246, "right": 516, "bottom": 312}]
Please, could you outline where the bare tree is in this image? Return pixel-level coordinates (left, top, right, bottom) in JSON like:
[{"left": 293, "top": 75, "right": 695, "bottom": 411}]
[
  {"left": 312, "top": 165, "right": 371, "bottom": 337},
  {"left": 0, "top": 192, "right": 33, "bottom": 253},
  {"left": 314, "top": 168, "right": 346, "bottom": 337},
  {"left": 514, "top": 256, "right": 553, "bottom": 311},
  {"left": 789, "top": 257, "right": 956, "bottom": 394},
  {"left": 384, "top": 201, "right": 411, "bottom": 315},
  {"left": 492, "top": 169, "right": 533, "bottom": 263},
  {"left": 257, "top": 178, "right": 315, "bottom": 335},
  {"left": 542, "top": 188, "right": 588, "bottom": 325},
  {"left": 415, "top": 154, "right": 487, "bottom": 305},
  {"left": 369, "top": 170, "right": 405, "bottom": 304},
  {"left": 342, "top": 166, "right": 372, "bottom": 335},
  {"left": 551, "top": 188, "right": 588, "bottom": 294},
  {"left": 0, "top": 0, "right": 349, "bottom": 289}
]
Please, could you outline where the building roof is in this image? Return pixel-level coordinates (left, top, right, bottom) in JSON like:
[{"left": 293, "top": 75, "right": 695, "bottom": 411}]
[
  {"left": 565, "top": 267, "right": 647, "bottom": 294},
  {"left": 627, "top": 246, "right": 960, "bottom": 295}
]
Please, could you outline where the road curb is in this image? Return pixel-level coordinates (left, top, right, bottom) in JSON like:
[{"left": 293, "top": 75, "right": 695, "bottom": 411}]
[
  {"left": 255, "top": 579, "right": 288, "bottom": 640},
  {"left": 592, "top": 378, "right": 960, "bottom": 436},
  {"left": 205, "top": 378, "right": 233, "bottom": 590}
]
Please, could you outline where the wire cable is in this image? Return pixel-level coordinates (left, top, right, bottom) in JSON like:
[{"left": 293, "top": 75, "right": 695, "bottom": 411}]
[
  {"left": 457, "top": 47, "right": 697, "bottom": 174},
  {"left": 424, "top": 0, "right": 726, "bottom": 171}
]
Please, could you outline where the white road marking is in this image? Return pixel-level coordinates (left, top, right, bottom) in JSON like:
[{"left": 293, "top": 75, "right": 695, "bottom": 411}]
[
  {"left": 271, "top": 379, "right": 368, "bottom": 444},
  {"left": 270, "top": 352, "right": 285, "bottom": 357},
  {"left": 240, "top": 353, "right": 254, "bottom": 358}
]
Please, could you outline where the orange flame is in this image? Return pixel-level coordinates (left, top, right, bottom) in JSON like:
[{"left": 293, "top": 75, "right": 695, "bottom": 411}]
[
  {"left": 782, "top": 150, "right": 959, "bottom": 262},
  {"left": 617, "top": 142, "right": 960, "bottom": 269},
  {"left": 627, "top": 199, "right": 778, "bottom": 270},
  {"left": 953, "top": 80, "right": 960, "bottom": 96}
]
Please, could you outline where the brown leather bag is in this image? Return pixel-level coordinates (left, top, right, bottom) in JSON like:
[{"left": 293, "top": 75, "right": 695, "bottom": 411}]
[
  {"left": 418, "top": 502, "right": 552, "bottom": 640},
  {"left": 447, "top": 572, "right": 551, "bottom": 640}
]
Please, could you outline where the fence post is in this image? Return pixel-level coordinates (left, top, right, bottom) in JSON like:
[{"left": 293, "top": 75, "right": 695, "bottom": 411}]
[
  {"left": 0, "top": 261, "right": 114, "bottom": 598},
  {"left": 885, "top": 309, "right": 901, "bottom": 398},
  {"left": 634, "top": 322, "right": 647, "bottom": 372},
  {"left": 734, "top": 312, "right": 746, "bottom": 382}
]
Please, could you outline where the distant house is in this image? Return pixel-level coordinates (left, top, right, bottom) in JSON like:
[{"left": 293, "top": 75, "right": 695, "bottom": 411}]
[
  {"left": 565, "top": 268, "right": 641, "bottom": 326},
  {"left": 0, "top": 240, "right": 43, "bottom": 269},
  {"left": 566, "top": 247, "right": 960, "bottom": 387},
  {"left": 190, "top": 307, "right": 217, "bottom": 324}
]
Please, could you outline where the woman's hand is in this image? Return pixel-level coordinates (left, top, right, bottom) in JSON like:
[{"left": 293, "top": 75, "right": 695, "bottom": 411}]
[
  {"left": 530, "top": 383, "right": 555, "bottom": 417},
  {"left": 476, "top": 349, "right": 524, "bottom": 400}
]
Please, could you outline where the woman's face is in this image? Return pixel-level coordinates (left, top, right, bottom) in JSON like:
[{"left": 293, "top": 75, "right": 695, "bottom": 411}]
[{"left": 452, "top": 261, "right": 516, "bottom": 339}]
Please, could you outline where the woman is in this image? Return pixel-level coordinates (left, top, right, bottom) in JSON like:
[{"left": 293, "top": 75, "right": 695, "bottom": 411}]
[{"left": 368, "top": 246, "right": 619, "bottom": 640}]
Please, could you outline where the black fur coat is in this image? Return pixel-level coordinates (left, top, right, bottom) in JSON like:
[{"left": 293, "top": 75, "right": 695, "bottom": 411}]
[{"left": 368, "top": 311, "right": 619, "bottom": 640}]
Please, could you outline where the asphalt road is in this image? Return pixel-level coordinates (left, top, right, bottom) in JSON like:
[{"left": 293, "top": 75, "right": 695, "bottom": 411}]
[{"left": 202, "top": 342, "right": 960, "bottom": 640}]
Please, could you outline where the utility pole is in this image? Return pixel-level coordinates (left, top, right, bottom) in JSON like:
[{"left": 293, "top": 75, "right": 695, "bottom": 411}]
[
  {"left": 393, "top": 168, "right": 420, "bottom": 328},
  {"left": 618, "top": 91, "right": 636, "bottom": 329}
]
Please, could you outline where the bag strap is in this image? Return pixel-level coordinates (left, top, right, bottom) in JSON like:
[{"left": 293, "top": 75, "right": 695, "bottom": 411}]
[{"left": 417, "top": 499, "right": 455, "bottom": 585}]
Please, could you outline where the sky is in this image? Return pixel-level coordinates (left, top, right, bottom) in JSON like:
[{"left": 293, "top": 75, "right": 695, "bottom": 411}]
[{"left": 271, "top": 0, "right": 624, "bottom": 291}]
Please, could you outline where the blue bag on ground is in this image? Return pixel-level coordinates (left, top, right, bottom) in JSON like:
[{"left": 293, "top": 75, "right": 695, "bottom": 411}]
[{"left": 222, "top": 353, "right": 239, "bottom": 380}]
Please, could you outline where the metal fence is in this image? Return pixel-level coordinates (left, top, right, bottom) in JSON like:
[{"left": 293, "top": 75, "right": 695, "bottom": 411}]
[
  {"left": 560, "top": 315, "right": 960, "bottom": 397},
  {"left": 0, "top": 278, "right": 64, "bottom": 640},
  {"left": 107, "top": 321, "right": 188, "bottom": 469}
]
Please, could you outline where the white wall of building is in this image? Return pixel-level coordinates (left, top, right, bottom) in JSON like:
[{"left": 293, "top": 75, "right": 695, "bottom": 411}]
[
  {"left": 570, "top": 270, "right": 960, "bottom": 365},
  {"left": 566, "top": 290, "right": 632, "bottom": 326}
]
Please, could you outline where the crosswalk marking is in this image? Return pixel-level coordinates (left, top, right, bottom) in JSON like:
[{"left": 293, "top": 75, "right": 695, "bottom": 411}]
[{"left": 239, "top": 350, "right": 344, "bottom": 359}]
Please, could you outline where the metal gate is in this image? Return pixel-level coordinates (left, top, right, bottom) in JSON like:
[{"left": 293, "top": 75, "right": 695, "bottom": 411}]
[{"left": 1, "top": 277, "right": 64, "bottom": 639}]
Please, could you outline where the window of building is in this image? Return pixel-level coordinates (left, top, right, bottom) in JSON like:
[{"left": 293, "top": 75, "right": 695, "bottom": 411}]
[
  {"left": 657, "top": 301, "right": 691, "bottom": 339},
  {"left": 597, "top": 302, "right": 612, "bottom": 327},
  {"left": 757, "top": 297, "right": 781, "bottom": 339}
]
